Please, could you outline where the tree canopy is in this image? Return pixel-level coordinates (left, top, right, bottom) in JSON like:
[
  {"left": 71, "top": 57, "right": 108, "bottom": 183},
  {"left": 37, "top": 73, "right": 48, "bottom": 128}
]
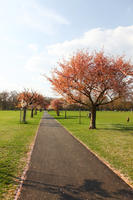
[{"left": 48, "top": 50, "right": 133, "bottom": 129}]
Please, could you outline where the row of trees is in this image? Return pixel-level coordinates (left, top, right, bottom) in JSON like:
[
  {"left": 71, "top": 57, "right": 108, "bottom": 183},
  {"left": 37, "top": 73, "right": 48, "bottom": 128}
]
[
  {"left": 1, "top": 90, "right": 132, "bottom": 113},
  {"left": 0, "top": 91, "right": 18, "bottom": 110},
  {"left": 48, "top": 50, "right": 133, "bottom": 129},
  {"left": 0, "top": 90, "right": 51, "bottom": 123},
  {"left": 17, "top": 90, "right": 49, "bottom": 123},
  {"left": 1, "top": 90, "right": 133, "bottom": 113},
  {"left": 0, "top": 90, "right": 50, "bottom": 111},
  {"left": 49, "top": 97, "right": 133, "bottom": 114},
  {"left": 99, "top": 98, "right": 133, "bottom": 111}
]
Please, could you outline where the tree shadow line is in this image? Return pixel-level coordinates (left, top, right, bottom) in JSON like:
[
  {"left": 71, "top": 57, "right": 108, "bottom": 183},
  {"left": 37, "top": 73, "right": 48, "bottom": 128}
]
[
  {"left": 50, "top": 116, "right": 133, "bottom": 132},
  {"left": 40, "top": 115, "right": 133, "bottom": 132},
  {"left": 99, "top": 123, "right": 133, "bottom": 132},
  {"left": 0, "top": 170, "right": 133, "bottom": 200},
  {"left": 40, "top": 122, "right": 61, "bottom": 127}
]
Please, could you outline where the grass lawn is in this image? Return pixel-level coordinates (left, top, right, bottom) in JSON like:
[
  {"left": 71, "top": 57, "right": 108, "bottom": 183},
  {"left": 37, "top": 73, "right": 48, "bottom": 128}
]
[
  {"left": 0, "top": 110, "right": 43, "bottom": 200},
  {"left": 49, "top": 110, "right": 133, "bottom": 186}
]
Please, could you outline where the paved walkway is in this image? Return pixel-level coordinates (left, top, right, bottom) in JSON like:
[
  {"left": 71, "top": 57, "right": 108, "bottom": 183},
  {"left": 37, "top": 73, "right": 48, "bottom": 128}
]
[{"left": 18, "top": 112, "right": 133, "bottom": 200}]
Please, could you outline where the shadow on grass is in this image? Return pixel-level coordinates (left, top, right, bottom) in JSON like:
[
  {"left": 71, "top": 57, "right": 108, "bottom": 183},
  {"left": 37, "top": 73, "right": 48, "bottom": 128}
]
[
  {"left": 52, "top": 117, "right": 133, "bottom": 133},
  {"left": 0, "top": 168, "right": 18, "bottom": 186},
  {"left": 53, "top": 116, "right": 87, "bottom": 120},
  {"left": 98, "top": 123, "right": 133, "bottom": 132},
  {"left": 18, "top": 120, "right": 43, "bottom": 126},
  {"left": 44, "top": 113, "right": 133, "bottom": 134}
]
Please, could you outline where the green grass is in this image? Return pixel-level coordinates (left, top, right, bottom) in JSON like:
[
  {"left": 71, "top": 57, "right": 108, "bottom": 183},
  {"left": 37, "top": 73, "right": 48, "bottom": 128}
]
[
  {"left": 49, "top": 110, "right": 133, "bottom": 186},
  {"left": 0, "top": 110, "right": 43, "bottom": 200}
]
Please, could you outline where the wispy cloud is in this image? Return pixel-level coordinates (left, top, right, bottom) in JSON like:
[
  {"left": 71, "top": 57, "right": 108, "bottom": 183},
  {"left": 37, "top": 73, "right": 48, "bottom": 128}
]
[
  {"left": 18, "top": 0, "right": 69, "bottom": 34},
  {"left": 0, "top": 0, "right": 69, "bottom": 35}
]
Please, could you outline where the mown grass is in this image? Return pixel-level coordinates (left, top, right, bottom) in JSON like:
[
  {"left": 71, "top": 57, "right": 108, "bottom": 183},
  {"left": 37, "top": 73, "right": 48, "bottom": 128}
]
[
  {"left": 49, "top": 110, "right": 133, "bottom": 186},
  {"left": 0, "top": 110, "right": 43, "bottom": 200}
]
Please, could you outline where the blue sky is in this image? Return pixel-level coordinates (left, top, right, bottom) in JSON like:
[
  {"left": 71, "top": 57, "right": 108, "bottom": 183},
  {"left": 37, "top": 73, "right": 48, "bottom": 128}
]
[{"left": 1, "top": 0, "right": 133, "bottom": 97}]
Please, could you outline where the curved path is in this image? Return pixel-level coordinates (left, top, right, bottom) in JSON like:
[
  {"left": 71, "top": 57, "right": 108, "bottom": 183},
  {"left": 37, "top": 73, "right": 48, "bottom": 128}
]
[{"left": 18, "top": 112, "right": 133, "bottom": 200}]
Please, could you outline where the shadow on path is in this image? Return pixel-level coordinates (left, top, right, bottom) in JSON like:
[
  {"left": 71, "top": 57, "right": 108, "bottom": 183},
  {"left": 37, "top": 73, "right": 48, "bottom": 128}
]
[
  {"left": 22, "top": 178, "right": 111, "bottom": 199},
  {"left": 0, "top": 170, "right": 133, "bottom": 200}
]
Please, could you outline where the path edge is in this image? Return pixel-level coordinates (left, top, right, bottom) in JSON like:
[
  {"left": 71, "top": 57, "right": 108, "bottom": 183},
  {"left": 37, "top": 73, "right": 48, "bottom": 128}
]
[
  {"left": 52, "top": 115, "right": 133, "bottom": 190},
  {"left": 14, "top": 114, "right": 44, "bottom": 200}
]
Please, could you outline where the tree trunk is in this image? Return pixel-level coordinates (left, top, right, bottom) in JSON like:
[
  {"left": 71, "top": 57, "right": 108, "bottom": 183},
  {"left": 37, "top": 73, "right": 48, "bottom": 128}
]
[
  {"left": 89, "top": 105, "right": 96, "bottom": 129},
  {"left": 56, "top": 110, "right": 60, "bottom": 116},
  {"left": 31, "top": 108, "right": 34, "bottom": 118},
  {"left": 65, "top": 110, "right": 67, "bottom": 119},
  {"left": 79, "top": 109, "right": 81, "bottom": 124},
  {"left": 20, "top": 109, "right": 22, "bottom": 123},
  {"left": 22, "top": 107, "right": 27, "bottom": 123},
  {"left": 35, "top": 108, "right": 37, "bottom": 115}
]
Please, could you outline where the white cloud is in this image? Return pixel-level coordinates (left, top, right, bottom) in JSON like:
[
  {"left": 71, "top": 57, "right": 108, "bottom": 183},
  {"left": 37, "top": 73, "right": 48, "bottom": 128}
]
[
  {"left": 0, "top": 74, "right": 55, "bottom": 97},
  {"left": 25, "top": 25, "right": 133, "bottom": 75},
  {"left": 47, "top": 26, "right": 133, "bottom": 60},
  {"left": 0, "top": 76, "right": 22, "bottom": 92},
  {"left": 24, "top": 51, "right": 55, "bottom": 75},
  {"left": 28, "top": 44, "right": 38, "bottom": 51}
]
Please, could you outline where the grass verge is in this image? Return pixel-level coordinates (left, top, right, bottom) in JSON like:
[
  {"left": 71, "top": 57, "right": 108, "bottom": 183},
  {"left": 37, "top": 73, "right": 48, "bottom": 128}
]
[
  {"left": 49, "top": 110, "right": 133, "bottom": 187},
  {"left": 0, "top": 110, "right": 43, "bottom": 200}
]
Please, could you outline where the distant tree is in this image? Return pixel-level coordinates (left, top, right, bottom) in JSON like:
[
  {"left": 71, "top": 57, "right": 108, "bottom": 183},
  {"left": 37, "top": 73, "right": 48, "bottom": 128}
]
[
  {"left": 99, "top": 97, "right": 133, "bottom": 111},
  {"left": 17, "top": 90, "right": 33, "bottom": 123},
  {"left": 45, "top": 97, "right": 53, "bottom": 110},
  {"left": 0, "top": 91, "right": 18, "bottom": 110},
  {"left": 8, "top": 90, "right": 18, "bottom": 110},
  {"left": 48, "top": 50, "right": 133, "bottom": 129},
  {"left": 33, "top": 93, "right": 45, "bottom": 115},
  {"left": 28, "top": 92, "right": 38, "bottom": 118},
  {"left": 0, "top": 91, "right": 9, "bottom": 110},
  {"left": 18, "top": 90, "right": 46, "bottom": 121},
  {"left": 51, "top": 98, "right": 63, "bottom": 116}
]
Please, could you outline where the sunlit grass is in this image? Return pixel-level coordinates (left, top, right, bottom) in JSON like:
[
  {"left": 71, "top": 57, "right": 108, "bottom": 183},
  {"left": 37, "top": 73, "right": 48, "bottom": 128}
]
[
  {"left": 49, "top": 110, "right": 133, "bottom": 186},
  {"left": 0, "top": 110, "right": 43, "bottom": 200}
]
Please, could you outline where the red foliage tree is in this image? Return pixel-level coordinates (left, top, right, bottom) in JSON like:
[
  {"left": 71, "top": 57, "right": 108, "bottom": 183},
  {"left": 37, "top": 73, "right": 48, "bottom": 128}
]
[
  {"left": 18, "top": 90, "right": 33, "bottom": 123},
  {"left": 48, "top": 50, "right": 133, "bottom": 129},
  {"left": 51, "top": 98, "right": 63, "bottom": 116},
  {"left": 33, "top": 93, "right": 45, "bottom": 115},
  {"left": 18, "top": 90, "right": 46, "bottom": 121}
]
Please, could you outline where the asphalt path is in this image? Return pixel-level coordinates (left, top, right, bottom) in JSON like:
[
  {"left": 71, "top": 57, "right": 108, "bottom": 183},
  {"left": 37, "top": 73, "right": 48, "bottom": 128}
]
[{"left": 18, "top": 111, "right": 133, "bottom": 200}]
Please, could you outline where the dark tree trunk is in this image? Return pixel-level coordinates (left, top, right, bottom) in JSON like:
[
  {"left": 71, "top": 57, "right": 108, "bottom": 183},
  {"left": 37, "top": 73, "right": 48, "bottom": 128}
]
[
  {"left": 89, "top": 105, "right": 97, "bottom": 129},
  {"left": 31, "top": 108, "right": 34, "bottom": 118},
  {"left": 65, "top": 110, "right": 67, "bottom": 119},
  {"left": 22, "top": 107, "right": 27, "bottom": 123},
  {"left": 79, "top": 109, "right": 81, "bottom": 124},
  {"left": 56, "top": 110, "right": 60, "bottom": 116},
  {"left": 20, "top": 109, "right": 22, "bottom": 123},
  {"left": 35, "top": 108, "right": 37, "bottom": 115}
]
